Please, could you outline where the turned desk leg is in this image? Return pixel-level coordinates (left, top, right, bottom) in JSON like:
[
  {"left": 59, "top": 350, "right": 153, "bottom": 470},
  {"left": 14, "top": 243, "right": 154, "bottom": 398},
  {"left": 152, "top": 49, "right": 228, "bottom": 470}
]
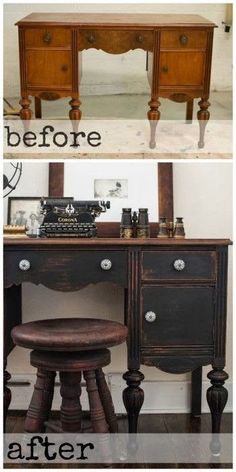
[
  {"left": 19, "top": 96, "right": 32, "bottom": 123},
  {"left": 207, "top": 367, "right": 228, "bottom": 434},
  {"left": 191, "top": 366, "right": 202, "bottom": 417},
  {"left": 123, "top": 369, "right": 144, "bottom": 433},
  {"left": 147, "top": 99, "right": 161, "bottom": 149},
  {"left": 186, "top": 99, "right": 194, "bottom": 124},
  {"left": 69, "top": 97, "right": 82, "bottom": 135},
  {"left": 197, "top": 97, "right": 210, "bottom": 148},
  {"left": 34, "top": 97, "right": 42, "bottom": 119}
]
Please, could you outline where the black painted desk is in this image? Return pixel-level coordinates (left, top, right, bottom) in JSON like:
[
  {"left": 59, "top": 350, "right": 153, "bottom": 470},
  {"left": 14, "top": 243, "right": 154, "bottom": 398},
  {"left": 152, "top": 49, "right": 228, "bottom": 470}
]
[{"left": 4, "top": 237, "right": 231, "bottom": 433}]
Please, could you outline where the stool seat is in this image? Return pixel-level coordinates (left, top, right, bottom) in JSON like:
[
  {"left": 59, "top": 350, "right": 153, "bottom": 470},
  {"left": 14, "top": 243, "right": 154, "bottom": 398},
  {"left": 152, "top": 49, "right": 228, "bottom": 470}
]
[
  {"left": 30, "top": 348, "right": 111, "bottom": 371},
  {"left": 11, "top": 318, "right": 128, "bottom": 351}
]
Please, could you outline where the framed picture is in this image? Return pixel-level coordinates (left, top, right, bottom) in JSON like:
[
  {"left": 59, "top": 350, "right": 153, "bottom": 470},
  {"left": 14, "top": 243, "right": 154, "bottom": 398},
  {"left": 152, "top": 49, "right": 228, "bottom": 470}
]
[
  {"left": 94, "top": 179, "right": 128, "bottom": 199},
  {"left": 7, "top": 197, "right": 43, "bottom": 235}
]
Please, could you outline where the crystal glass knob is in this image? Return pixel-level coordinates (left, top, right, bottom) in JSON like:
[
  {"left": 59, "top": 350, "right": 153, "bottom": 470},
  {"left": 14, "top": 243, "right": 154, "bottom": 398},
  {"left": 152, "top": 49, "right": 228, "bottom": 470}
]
[
  {"left": 100, "top": 259, "right": 112, "bottom": 271},
  {"left": 173, "top": 259, "right": 185, "bottom": 271},
  {"left": 19, "top": 259, "right": 31, "bottom": 271},
  {"left": 145, "top": 311, "right": 157, "bottom": 323}
]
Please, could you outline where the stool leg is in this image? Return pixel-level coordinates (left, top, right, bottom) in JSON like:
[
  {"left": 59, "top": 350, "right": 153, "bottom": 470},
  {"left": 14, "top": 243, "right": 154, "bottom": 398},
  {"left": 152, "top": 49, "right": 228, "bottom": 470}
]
[
  {"left": 25, "top": 369, "right": 56, "bottom": 433},
  {"left": 59, "top": 371, "right": 82, "bottom": 432},
  {"left": 96, "top": 368, "right": 118, "bottom": 433},
  {"left": 84, "top": 370, "right": 109, "bottom": 433}
]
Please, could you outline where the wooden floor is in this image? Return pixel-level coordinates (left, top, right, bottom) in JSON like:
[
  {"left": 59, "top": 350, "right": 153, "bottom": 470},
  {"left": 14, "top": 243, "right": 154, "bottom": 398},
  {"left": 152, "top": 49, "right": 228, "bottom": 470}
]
[{"left": 5, "top": 412, "right": 232, "bottom": 469}]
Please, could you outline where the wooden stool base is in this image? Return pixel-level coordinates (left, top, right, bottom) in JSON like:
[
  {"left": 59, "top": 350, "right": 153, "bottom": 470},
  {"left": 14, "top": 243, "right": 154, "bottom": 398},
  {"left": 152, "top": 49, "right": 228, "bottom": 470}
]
[{"left": 25, "top": 349, "right": 117, "bottom": 434}]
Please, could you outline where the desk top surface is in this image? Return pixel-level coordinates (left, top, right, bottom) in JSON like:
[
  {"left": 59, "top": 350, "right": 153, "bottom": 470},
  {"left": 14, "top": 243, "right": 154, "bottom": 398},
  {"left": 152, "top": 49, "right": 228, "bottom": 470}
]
[
  {"left": 4, "top": 238, "right": 232, "bottom": 247},
  {"left": 16, "top": 13, "right": 216, "bottom": 28}
]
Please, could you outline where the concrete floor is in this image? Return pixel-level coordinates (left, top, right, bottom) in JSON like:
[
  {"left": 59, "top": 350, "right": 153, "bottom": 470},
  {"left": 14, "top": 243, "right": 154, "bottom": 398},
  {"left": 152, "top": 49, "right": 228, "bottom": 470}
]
[
  {"left": 4, "top": 91, "right": 232, "bottom": 159},
  {"left": 35, "top": 91, "right": 232, "bottom": 120}
]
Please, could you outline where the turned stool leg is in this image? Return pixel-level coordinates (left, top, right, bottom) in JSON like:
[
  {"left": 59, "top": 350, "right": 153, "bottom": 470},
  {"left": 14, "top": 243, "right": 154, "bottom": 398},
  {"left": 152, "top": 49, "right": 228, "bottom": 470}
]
[
  {"left": 96, "top": 368, "right": 118, "bottom": 433},
  {"left": 84, "top": 370, "right": 109, "bottom": 433},
  {"left": 59, "top": 371, "right": 82, "bottom": 432},
  {"left": 25, "top": 369, "right": 56, "bottom": 433}
]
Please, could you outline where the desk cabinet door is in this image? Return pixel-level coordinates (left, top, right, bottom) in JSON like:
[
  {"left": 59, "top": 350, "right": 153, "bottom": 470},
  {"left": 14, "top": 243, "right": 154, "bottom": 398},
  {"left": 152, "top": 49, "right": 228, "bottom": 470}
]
[
  {"left": 159, "top": 51, "right": 205, "bottom": 87},
  {"left": 141, "top": 286, "right": 214, "bottom": 347},
  {"left": 26, "top": 50, "right": 72, "bottom": 89}
]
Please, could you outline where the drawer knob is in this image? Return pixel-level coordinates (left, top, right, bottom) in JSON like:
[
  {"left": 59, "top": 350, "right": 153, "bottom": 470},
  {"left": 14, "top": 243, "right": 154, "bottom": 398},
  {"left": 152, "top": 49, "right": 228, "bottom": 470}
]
[
  {"left": 162, "top": 65, "right": 168, "bottom": 73},
  {"left": 100, "top": 259, "right": 112, "bottom": 271},
  {"left": 179, "top": 35, "right": 188, "bottom": 45},
  {"left": 87, "top": 34, "right": 95, "bottom": 43},
  {"left": 137, "top": 34, "right": 143, "bottom": 43},
  {"left": 145, "top": 311, "right": 157, "bottom": 323},
  {"left": 43, "top": 32, "right": 52, "bottom": 44},
  {"left": 19, "top": 259, "right": 31, "bottom": 271},
  {"left": 61, "top": 64, "right": 68, "bottom": 72},
  {"left": 173, "top": 259, "right": 186, "bottom": 271}
]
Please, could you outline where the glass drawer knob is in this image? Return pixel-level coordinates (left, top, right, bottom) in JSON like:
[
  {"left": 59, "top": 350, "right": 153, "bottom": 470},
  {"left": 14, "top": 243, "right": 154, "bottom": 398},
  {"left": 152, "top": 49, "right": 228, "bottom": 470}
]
[
  {"left": 173, "top": 259, "right": 185, "bottom": 271},
  {"left": 19, "top": 259, "right": 31, "bottom": 271},
  {"left": 145, "top": 311, "right": 157, "bottom": 323},
  {"left": 100, "top": 259, "right": 112, "bottom": 271}
]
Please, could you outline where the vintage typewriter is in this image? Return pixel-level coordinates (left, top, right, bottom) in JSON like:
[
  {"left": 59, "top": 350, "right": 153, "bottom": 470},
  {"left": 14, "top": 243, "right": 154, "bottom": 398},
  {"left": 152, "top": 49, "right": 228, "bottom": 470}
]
[{"left": 39, "top": 198, "right": 110, "bottom": 238}]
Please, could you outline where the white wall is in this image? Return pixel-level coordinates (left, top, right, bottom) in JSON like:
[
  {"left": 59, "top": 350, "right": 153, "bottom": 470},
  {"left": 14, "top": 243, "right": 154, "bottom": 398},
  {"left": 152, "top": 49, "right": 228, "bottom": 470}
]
[
  {"left": 6, "top": 161, "right": 232, "bottom": 412},
  {"left": 4, "top": 3, "right": 232, "bottom": 98}
]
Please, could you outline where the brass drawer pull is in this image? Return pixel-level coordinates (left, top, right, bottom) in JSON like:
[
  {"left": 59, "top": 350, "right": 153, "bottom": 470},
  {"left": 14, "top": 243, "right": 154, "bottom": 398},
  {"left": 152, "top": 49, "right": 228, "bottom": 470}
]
[
  {"left": 61, "top": 64, "right": 68, "bottom": 72},
  {"left": 136, "top": 34, "right": 143, "bottom": 43},
  {"left": 19, "top": 259, "right": 31, "bottom": 271},
  {"left": 87, "top": 34, "right": 95, "bottom": 43},
  {"left": 173, "top": 259, "right": 186, "bottom": 271},
  {"left": 43, "top": 32, "right": 52, "bottom": 44},
  {"left": 100, "top": 259, "right": 112, "bottom": 271},
  {"left": 179, "top": 34, "right": 188, "bottom": 45},
  {"left": 162, "top": 65, "right": 168, "bottom": 73},
  {"left": 145, "top": 311, "right": 157, "bottom": 323}
]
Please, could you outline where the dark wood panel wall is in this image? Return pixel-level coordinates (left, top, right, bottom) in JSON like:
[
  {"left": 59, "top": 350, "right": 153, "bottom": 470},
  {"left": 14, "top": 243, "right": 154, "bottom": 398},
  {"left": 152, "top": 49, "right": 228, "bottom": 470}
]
[{"left": 48, "top": 163, "right": 64, "bottom": 197}]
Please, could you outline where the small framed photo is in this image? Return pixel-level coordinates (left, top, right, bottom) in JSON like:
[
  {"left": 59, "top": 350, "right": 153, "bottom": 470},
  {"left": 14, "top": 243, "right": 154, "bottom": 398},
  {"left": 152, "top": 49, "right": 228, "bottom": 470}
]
[
  {"left": 94, "top": 179, "right": 128, "bottom": 199},
  {"left": 7, "top": 197, "right": 43, "bottom": 235}
]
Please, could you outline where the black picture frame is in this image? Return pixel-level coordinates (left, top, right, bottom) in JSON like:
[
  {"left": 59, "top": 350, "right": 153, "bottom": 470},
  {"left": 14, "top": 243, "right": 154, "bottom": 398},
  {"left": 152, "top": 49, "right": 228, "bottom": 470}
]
[{"left": 7, "top": 197, "right": 43, "bottom": 233}]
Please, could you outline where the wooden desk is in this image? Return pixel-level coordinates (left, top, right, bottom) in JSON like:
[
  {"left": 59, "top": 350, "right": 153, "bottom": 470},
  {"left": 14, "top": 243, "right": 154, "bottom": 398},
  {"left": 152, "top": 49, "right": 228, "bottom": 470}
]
[
  {"left": 16, "top": 13, "right": 216, "bottom": 148},
  {"left": 4, "top": 236, "right": 231, "bottom": 434}
]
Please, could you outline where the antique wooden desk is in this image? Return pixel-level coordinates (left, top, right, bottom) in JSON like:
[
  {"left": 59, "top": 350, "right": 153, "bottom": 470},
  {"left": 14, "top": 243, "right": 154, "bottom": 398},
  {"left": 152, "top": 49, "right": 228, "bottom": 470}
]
[
  {"left": 16, "top": 13, "right": 216, "bottom": 148},
  {"left": 4, "top": 236, "right": 231, "bottom": 434}
]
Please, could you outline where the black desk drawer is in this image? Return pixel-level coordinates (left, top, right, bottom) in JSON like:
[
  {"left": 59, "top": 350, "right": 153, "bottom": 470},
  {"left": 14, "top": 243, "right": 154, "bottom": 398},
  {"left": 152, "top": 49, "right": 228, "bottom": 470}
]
[
  {"left": 141, "top": 251, "right": 216, "bottom": 281},
  {"left": 141, "top": 286, "right": 214, "bottom": 347},
  {"left": 4, "top": 250, "right": 127, "bottom": 290}
]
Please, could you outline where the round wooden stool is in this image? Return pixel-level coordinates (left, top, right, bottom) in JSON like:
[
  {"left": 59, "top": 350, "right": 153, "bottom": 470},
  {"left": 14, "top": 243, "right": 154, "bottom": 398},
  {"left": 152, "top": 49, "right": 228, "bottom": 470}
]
[{"left": 11, "top": 318, "right": 128, "bottom": 434}]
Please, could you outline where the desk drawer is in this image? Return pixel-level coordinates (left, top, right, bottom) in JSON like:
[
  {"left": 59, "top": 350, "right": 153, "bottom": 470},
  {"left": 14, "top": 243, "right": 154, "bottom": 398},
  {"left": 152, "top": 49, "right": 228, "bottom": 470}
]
[
  {"left": 141, "top": 286, "right": 214, "bottom": 347},
  {"left": 160, "top": 30, "right": 207, "bottom": 50},
  {"left": 159, "top": 51, "right": 205, "bottom": 86},
  {"left": 4, "top": 250, "right": 127, "bottom": 290},
  {"left": 78, "top": 29, "right": 153, "bottom": 53},
  {"left": 142, "top": 251, "right": 216, "bottom": 281},
  {"left": 24, "top": 28, "right": 72, "bottom": 48}
]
